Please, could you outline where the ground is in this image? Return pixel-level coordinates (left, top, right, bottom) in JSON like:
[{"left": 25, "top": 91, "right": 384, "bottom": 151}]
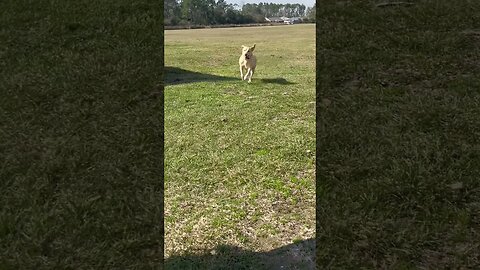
[
  {"left": 164, "top": 24, "right": 316, "bottom": 267},
  {"left": 317, "top": 1, "right": 480, "bottom": 268},
  {"left": 1, "top": 1, "right": 163, "bottom": 268}
]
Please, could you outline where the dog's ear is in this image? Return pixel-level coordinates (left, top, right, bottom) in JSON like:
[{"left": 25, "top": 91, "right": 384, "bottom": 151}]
[{"left": 251, "top": 44, "right": 256, "bottom": 51}]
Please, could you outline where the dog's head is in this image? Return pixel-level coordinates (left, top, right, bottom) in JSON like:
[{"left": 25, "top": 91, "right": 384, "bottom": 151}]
[{"left": 241, "top": 44, "right": 256, "bottom": 59}]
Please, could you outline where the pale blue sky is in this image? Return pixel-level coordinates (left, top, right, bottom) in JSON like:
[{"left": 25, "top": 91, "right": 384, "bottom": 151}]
[{"left": 226, "top": 0, "right": 315, "bottom": 8}]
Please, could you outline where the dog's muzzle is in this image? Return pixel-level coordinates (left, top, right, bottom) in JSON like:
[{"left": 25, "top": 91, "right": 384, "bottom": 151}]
[{"left": 245, "top": 54, "right": 250, "bottom": 59}]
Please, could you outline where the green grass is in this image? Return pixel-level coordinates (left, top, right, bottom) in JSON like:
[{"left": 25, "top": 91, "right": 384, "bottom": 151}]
[
  {"left": 164, "top": 24, "right": 315, "bottom": 266},
  {"left": 0, "top": 1, "right": 163, "bottom": 268},
  {"left": 317, "top": 0, "right": 480, "bottom": 268}
]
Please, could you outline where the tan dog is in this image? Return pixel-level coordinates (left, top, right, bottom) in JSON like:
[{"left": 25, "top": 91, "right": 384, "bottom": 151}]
[{"left": 239, "top": 44, "right": 256, "bottom": 83}]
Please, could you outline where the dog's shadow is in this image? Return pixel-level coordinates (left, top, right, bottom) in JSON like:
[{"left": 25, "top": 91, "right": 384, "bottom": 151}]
[
  {"left": 165, "top": 66, "right": 237, "bottom": 85},
  {"left": 260, "top": 78, "right": 295, "bottom": 85}
]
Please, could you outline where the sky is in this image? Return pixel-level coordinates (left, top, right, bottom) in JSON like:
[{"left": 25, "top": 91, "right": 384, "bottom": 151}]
[{"left": 226, "top": 0, "right": 315, "bottom": 8}]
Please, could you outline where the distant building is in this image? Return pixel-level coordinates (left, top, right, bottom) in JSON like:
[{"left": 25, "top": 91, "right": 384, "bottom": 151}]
[
  {"left": 266, "top": 16, "right": 302, "bottom": 24},
  {"left": 265, "top": 17, "right": 284, "bottom": 23},
  {"left": 284, "top": 17, "right": 302, "bottom": 24}
]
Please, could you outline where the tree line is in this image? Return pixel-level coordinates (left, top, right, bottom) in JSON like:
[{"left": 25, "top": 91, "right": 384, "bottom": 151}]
[{"left": 164, "top": 0, "right": 315, "bottom": 26}]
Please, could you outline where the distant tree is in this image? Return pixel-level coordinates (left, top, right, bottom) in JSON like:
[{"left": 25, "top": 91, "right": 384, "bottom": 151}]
[
  {"left": 181, "top": 0, "right": 216, "bottom": 25},
  {"left": 298, "top": 4, "right": 306, "bottom": 17},
  {"left": 306, "top": 4, "right": 315, "bottom": 22},
  {"left": 224, "top": 8, "right": 237, "bottom": 24},
  {"left": 164, "top": 0, "right": 181, "bottom": 25},
  {"left": 213, "top": 0, "right": 228, "bottom": 24},
  {"left": 180, "top": 0, "right": 192, "bottom": 24},
  {"left": 166, "top": 0, "right": 311, "bottom": 26},
  {"left": 242, "top": 3, "right": 265, "bottom": 23}
]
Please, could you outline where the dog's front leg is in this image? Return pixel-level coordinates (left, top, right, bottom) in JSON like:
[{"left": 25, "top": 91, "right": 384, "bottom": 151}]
[
  {"left": 239, "top": 66, "right": 244, "bottom": 80},
  {"left": 248, "top": 69, "right": 255, "bottom": 83},
  {"left": 244, "top": 68, "right": 251, "bottom": 81}
]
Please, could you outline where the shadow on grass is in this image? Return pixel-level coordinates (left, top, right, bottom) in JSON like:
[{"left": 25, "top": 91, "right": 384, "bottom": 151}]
[
  {"left": 165, "top": 66, "right": 295, "bottom": 86},
  {"left": 260, "top": 78, "right": 296, "bottom": 85},
  {"left": 165, "top": 238, "right": 315, "bottom": 269},
  {"left": 165, "top": 66, "right": 237, "bottom": 85}
]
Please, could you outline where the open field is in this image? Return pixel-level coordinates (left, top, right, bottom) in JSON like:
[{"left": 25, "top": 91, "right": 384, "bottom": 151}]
[
  {"left": 318, "top": 1, "right": 480, "bottom": 268},
  {"left": 164, "top": 24, "right": 315, "bottom": 268},
  {"left": 1, "top": 1, "right": 163, "bottom": 268}
]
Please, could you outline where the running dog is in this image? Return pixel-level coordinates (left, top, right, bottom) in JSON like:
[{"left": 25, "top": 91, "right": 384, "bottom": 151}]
[{"left": 239, "top": 44, "right": 256, "bottom": 83}]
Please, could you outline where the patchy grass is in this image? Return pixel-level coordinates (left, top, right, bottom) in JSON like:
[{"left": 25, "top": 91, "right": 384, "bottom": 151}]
[
  {"left": 164, "top": 24, "right": 315, "bottom": 265},
  {"left": 317, "top": 0, "right": 480, "bottom": 268},
  {"left": 0, "top": 1, "right": 163, "bottom": 268}
]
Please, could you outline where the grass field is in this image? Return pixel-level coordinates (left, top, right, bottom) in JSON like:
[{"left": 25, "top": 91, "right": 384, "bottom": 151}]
[
  {"left": 317, "top": 1, "right": 480, "bottom": 268},
  {"left": 1, "top": 1, "right": 163, "bottom": 268},
  {"left": 164, "top": 24, "right": 315, "bottom": 268},
  {"left": 4, "top": 0, "right": 479, "bottom": 268}
]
